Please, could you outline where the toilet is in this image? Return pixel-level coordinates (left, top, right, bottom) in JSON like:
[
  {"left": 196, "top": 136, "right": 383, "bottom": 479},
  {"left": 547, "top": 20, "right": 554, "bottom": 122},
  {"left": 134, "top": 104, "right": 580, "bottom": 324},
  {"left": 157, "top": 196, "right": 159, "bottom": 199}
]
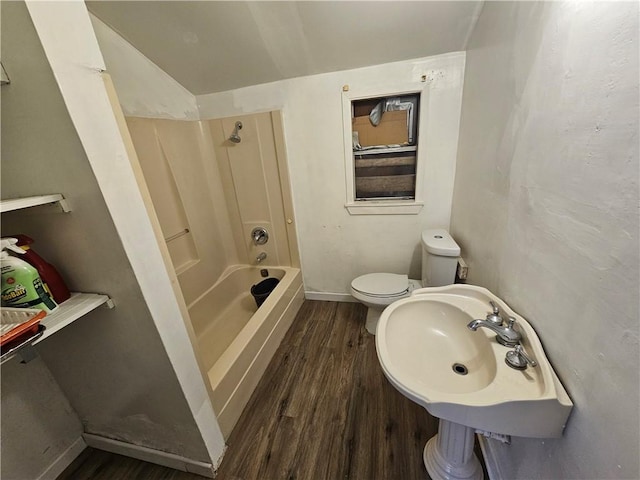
[{"left": 350, "top": 229, "right": 461, "bottom": 334}]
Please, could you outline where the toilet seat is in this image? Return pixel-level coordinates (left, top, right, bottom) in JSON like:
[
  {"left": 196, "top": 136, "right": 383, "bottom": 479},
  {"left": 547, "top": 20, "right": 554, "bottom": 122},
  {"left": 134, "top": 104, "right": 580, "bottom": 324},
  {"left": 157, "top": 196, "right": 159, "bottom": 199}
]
[{"left": 351, "top": 273, "right": 409, "bottom": 298}]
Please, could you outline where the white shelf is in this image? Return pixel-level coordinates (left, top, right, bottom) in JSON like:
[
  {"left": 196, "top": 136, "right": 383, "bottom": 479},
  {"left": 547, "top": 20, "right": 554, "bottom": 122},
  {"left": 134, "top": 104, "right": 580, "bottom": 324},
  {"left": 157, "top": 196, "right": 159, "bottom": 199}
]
[
  {"left": 1, "top": 293, "right": 112, "bottom": 364},
  {"left": 0, "top": 194, "right": 70, "bottom": 213},
  {"left": 1, "top": 195, "right": 109, "bottom": 364},
  {"left": 33, "top": 292, "right": 113, "bottom": 344}
]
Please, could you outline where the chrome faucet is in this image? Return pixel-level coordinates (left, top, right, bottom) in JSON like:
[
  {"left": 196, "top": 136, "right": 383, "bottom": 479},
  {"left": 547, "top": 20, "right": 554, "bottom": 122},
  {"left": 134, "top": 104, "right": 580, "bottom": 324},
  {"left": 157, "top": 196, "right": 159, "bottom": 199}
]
[
  {"left": 467, "top": 313, "right": 522, "bottom": 347},
  {"left": 256, "top": 252, "right": 267, "bottom": 264},
  {"left": 468, "top": 301, "right": 537, "bottom": 370}
]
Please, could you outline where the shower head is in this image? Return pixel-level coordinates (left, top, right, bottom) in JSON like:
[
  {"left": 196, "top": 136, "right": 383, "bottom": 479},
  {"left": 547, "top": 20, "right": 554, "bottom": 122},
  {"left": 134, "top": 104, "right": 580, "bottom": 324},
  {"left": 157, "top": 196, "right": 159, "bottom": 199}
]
[{"left": 229, "top": 121, "right": 243, "bottom": 143}]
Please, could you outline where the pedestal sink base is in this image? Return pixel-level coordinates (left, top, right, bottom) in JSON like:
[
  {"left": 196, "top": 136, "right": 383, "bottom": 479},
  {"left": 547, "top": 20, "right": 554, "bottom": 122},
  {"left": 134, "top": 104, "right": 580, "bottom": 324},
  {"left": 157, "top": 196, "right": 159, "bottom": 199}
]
[{"left": 423, "top": 419, "right": 483, "bottom": 480}]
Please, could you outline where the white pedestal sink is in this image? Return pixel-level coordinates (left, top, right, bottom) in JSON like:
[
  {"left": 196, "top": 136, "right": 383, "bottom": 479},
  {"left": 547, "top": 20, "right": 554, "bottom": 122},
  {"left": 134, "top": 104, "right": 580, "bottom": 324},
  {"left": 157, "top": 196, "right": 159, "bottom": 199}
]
[{"left": 375, "top": 285, "right": 573, "bottom": 480}]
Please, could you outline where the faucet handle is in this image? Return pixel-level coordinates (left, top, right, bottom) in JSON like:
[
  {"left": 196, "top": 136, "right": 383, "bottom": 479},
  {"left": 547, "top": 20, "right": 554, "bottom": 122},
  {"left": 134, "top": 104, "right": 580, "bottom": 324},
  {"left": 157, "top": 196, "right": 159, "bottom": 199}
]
[
  {"left": 505, "top": 344, "right": 538, "bottom": 370},
  {"left": 489, "top": 300, "right": 499, "bottom": 314},
  {"left": 252, "top": 227, "right": 269, "bottom": 245},
  {"left": 516, "top": 345, "right": 537, "bottom": 367},
  {"left": 486, "top": 300, "right": 503, "bottom": 325}
]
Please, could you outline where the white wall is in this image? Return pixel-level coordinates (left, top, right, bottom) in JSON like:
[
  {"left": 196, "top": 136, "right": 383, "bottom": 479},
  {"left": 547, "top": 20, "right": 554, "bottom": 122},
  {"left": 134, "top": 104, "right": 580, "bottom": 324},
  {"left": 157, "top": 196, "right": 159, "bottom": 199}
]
[
  {"left": 1, "top": 358, "right": 83, "bottom": 480},
  {"left": 1, "top": 0, "right": 224, "bottom": 474},
  {"left": 450, "top": 2, "right": 639, "bottom": 479},
  {"left": 90, "top": 14, "right": 198, "bottom": 120},
  {"left": 197, "top": 53, "right": 465, "bottom": 295}
]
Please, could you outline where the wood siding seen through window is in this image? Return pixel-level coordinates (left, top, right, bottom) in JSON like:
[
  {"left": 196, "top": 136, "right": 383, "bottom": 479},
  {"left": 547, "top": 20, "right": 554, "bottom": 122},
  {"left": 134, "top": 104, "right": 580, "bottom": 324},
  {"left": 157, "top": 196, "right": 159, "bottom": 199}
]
[{"left": 355, "top": 152, "right": 416, "bottom": 199}]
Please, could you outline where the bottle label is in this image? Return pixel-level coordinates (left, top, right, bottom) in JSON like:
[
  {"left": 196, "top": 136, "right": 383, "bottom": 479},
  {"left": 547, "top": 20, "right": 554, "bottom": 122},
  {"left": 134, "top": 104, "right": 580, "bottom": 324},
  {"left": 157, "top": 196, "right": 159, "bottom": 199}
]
[
  {"left": 1, "top": 281, "right": 28, "bottom": 304},
  {"left": 33, "top": 277, "right": 57, "bottom": 310},
  {"left": 1, "top": 277, "right": 57, "bottom": 311}
]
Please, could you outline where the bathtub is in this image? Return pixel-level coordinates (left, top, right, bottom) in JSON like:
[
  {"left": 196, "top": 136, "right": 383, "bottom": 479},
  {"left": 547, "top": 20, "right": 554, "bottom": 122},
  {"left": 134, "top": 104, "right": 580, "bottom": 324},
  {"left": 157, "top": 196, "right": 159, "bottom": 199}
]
[{"left": 188, "top": 265, "right": 304, "bottom": 438}]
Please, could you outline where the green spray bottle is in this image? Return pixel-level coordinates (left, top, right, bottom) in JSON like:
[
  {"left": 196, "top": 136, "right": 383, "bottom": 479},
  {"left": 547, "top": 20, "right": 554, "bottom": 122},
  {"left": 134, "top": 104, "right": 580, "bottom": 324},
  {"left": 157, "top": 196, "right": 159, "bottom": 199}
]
[{"left": 1, "top": 238, "right": 58, "bottom": 312}]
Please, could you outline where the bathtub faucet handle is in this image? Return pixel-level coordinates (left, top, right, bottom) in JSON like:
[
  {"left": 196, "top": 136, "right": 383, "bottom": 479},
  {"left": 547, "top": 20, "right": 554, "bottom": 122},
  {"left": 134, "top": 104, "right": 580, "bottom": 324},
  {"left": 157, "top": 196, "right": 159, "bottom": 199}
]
[{"left": 252, "top": 227, "right": 269, "bottom": 245}]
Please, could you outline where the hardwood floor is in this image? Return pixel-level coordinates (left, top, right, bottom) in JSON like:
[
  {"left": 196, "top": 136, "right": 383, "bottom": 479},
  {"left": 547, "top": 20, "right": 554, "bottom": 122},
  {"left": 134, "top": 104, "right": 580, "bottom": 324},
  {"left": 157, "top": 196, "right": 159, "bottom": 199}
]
[
  {"left": 59, "top": 300, "right": 487, "bottom": 480},
  {"left": 58, "top": 447, "right": 204, "bottom": 480},
  {"left": 217, "top": 300, "right": 447, "bottom": 480}
]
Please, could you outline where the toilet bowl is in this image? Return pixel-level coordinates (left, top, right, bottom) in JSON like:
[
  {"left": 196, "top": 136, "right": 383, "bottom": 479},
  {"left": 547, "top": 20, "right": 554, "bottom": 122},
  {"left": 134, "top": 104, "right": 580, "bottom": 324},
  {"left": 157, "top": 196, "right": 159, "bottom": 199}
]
[
  {"left": 351, "top": 229, "right": 460, "bottom": 334},
  {"left": 350, "top": 273, "right": 422, "bottom": 334}
]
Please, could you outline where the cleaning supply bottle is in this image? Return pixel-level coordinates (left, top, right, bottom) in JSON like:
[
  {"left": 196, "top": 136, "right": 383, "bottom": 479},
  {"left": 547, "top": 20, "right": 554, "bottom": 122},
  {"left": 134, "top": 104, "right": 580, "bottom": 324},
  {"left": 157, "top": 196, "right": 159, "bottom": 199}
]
[
  {"left": 1, "top": 238, "right": 58, "bottom": 312},
  {"left": 9, "top": 235, "right": 71, "bottom": 304}
]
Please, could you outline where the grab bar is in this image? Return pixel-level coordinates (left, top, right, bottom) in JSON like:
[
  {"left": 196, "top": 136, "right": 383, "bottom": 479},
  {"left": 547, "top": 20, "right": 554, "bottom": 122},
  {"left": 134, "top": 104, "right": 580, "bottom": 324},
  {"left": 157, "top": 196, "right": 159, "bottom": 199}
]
[{"left": 165, "top": 228, "right": 190, "bottom": 242}]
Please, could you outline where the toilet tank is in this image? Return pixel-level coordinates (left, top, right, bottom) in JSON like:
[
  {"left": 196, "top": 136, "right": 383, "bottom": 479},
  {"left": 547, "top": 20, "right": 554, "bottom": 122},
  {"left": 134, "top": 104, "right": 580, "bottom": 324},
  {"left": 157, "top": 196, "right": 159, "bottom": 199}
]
[{"left": 421, "top": 229, "right": 461, "bottom": 287}]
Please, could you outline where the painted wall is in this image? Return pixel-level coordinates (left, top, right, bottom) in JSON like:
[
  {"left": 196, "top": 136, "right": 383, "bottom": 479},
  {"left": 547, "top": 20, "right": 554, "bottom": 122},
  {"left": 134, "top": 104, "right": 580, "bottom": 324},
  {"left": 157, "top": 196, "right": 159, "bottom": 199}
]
[
  {"left": 90, "top": 14, "right": 198, "bottom": 120},
  {"left": 1, "top": 358, "right": 83, "bottom": 480},
  {"left": 450, "top": 2, "right": 639, "bottom": 479},
  {"left": 197, "top": 53, "right": 466, "bottom": 295},
  {"left": 1, "top": 1, "right": 214, "bottom": 472}
]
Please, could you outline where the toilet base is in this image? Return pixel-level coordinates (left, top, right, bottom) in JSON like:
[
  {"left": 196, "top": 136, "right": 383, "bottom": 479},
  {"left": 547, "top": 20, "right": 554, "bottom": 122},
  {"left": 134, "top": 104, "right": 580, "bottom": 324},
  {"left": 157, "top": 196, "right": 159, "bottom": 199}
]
[{"left": 365, "top": 308, "right": 382, "bottom": 335}]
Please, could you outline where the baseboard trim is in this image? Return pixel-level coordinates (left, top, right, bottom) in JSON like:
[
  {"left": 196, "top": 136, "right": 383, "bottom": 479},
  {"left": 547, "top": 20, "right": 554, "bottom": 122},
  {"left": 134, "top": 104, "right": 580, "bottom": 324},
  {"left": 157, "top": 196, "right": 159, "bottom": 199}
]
[
  {"left": 304, "top": 291, "right": 358, "bottom": 303},
  {"left": 477, "top": 435, "right": 502, "bottom": 480},
  {"left": 82, "top": 433, "right": 215, "bottom": 478},
  {"left": 37, "top": 436, "right": 86, "bottom": 480}
]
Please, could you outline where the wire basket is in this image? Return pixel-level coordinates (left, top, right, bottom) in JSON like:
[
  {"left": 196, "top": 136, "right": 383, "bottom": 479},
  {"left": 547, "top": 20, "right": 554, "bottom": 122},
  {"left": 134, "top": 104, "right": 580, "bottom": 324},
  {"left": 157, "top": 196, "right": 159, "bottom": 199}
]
[{"left": 1, "top": 307, "right": 47, "bottom": 347}]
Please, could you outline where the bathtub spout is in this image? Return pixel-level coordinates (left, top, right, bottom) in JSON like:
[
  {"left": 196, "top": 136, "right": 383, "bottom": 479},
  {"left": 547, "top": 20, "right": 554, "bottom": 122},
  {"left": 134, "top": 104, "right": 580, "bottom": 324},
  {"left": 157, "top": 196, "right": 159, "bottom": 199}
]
[{"left": 256, "top": 252, "right": 267, "bottom": 264}]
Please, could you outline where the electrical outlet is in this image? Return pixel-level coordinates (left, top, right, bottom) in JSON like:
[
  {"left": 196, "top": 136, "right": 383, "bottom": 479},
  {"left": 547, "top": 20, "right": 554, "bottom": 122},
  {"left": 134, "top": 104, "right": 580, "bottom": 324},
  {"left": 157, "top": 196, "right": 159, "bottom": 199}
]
[{"left": 457, "top": 257, "right": 468, "bottom": 280}]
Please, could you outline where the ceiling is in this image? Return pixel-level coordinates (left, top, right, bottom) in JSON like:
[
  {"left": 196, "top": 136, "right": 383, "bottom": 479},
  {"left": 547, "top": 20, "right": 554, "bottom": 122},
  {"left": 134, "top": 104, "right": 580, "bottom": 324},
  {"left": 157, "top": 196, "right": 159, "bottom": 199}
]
[{"left": 87, "top": 1, "right": 483, "bottom": 96}]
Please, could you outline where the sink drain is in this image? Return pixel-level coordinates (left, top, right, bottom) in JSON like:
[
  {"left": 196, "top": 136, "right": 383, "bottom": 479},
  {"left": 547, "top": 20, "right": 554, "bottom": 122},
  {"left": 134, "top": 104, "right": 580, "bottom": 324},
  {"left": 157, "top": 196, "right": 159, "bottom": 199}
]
[{"left": 452, "top": 363, "right": 468, "bottom": 375}]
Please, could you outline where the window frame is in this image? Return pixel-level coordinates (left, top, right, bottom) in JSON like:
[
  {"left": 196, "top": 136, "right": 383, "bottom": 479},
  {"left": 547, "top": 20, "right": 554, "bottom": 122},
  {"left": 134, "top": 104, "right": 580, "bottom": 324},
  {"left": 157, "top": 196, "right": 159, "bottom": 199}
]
[{"left": 342, "top": 83, "right": 429, "bottom": 215}]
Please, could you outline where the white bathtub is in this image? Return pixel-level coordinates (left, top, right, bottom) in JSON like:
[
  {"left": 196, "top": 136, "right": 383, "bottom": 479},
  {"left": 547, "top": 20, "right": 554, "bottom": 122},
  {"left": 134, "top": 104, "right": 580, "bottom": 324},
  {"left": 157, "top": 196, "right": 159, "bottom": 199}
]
[{"left": 188, "top": 265, "right": 304, "bottom": 438}]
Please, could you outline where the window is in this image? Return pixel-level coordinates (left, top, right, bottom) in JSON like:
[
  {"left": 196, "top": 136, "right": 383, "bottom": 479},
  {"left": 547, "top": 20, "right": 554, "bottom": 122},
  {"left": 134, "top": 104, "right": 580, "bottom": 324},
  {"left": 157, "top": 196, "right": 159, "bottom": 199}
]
[
  {"left": 342, "top": 85, "right": 426, "bottom": 215},
  {"left": 352, "top": 94, "right": 419, "bottom": 200}
]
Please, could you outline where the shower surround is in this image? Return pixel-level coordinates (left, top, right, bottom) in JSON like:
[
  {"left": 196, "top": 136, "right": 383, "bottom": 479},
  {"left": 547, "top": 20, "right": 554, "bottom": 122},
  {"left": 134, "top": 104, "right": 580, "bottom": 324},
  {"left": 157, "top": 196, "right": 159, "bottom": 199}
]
[{"left": 126, "top": 111, "right": 303, "bottom": 437}]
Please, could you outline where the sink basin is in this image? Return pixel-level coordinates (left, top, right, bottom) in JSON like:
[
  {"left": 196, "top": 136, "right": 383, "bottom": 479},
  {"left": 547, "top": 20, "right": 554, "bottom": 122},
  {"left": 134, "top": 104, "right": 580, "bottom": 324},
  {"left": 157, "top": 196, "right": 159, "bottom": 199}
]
[
  {"left": 375, "top": 284, "right": 573, "bottom": 439},
  {"left": 383, "top": 300, "right": 498, "bottom": 395}
]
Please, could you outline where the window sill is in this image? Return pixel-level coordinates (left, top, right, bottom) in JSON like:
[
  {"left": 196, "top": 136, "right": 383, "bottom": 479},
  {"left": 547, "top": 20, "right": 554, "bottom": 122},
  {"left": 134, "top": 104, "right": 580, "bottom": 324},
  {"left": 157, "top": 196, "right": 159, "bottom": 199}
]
[{"left": 345, "top": 201, "right": 424, "bottom": 215}]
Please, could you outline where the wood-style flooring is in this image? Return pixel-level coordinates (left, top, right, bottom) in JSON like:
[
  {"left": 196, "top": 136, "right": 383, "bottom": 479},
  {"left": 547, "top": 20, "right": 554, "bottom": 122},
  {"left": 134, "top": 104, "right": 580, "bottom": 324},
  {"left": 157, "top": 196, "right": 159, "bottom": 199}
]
[
  {"left": 57, "top": 447, "right": 203, "bottom": 480},
  {"left": 58, "top": 300, "right": 486, "bottom": 480},
  {"left": 217, "top": 300, "right": 458, "bottom": 480}
]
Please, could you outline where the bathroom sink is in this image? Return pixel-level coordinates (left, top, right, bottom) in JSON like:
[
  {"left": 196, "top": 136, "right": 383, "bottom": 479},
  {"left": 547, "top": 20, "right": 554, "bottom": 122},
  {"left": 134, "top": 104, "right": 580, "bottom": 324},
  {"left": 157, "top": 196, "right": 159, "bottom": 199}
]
[{"left": 375, "top": 284, "right": 573, "bottom": 438}]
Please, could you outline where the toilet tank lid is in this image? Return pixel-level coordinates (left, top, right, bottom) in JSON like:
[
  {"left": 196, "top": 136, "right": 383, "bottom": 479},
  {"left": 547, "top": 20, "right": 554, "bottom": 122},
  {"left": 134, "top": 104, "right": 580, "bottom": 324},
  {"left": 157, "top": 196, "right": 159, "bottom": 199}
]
[
  {"left": 351, "top": 273, "right": 409, "bottom": 296},
  {"left": 422, "top": 229, "right": 460, "bottom": 257}
]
